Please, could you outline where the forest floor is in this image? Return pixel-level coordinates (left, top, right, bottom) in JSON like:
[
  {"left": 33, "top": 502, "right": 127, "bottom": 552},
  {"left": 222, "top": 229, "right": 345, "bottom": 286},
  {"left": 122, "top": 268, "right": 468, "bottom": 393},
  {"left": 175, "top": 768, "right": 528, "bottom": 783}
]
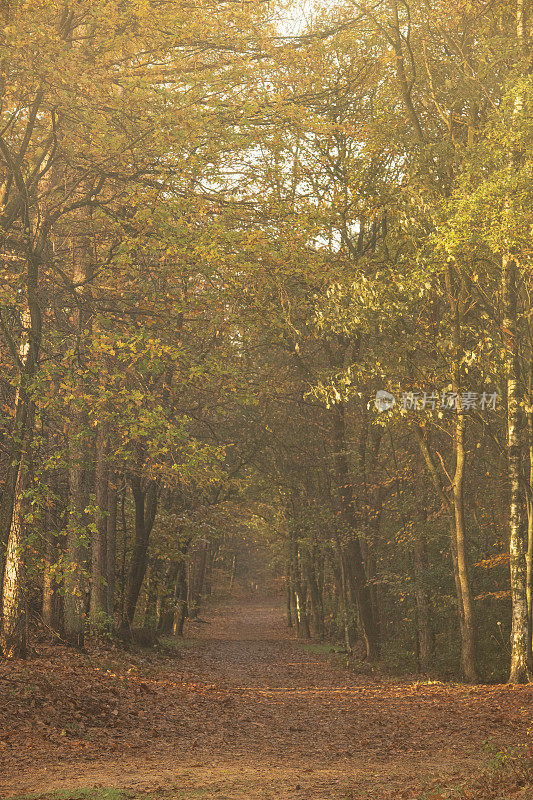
[{"left": 1, "top": 598, "right": 532, "bottom": 800}]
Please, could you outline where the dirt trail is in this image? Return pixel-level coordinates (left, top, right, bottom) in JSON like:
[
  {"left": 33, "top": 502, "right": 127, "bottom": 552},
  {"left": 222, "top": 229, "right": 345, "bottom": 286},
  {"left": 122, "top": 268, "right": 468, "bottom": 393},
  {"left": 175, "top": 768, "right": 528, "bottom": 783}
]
[{"left": 1, "top": 598, "right": 532, "bottom": 799}]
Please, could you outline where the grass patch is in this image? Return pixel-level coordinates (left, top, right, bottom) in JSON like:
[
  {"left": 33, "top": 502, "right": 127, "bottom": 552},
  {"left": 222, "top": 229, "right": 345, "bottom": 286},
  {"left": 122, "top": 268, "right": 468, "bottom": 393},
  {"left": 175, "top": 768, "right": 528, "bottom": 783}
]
[
  {"left": 14, "top": 789, "right": 128, "bottom": 800},
  {"left": 297, "top": 640, "right": 377, "bottom": 674},
  {"left": 15, "top": 787, "right": 259, "bottom": 800},
  {"left": 412, "top": 746, "right": 533, "bottom": 799},
  {"left": 298, "top": 641, "right": 333, "bottom": 654}
]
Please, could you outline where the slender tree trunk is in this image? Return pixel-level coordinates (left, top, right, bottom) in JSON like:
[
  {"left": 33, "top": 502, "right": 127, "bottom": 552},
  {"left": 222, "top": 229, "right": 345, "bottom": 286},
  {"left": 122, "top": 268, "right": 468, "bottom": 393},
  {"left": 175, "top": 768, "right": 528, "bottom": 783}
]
[
  {"left": 106, "top": 470, "right": 118, "bottom": 618},
  {"left": 453, "top": 406, "right": 477, "bottom": 681},
  {"left": 64, "top": 206, "right": 94, "bottom": 648},
  {"left": 42, "top": 427, "right": 63, "bottom": 636},
  {"left": 288, "top": 561, "right": 300, "bottom": 636},
  {"left": 42, "top": 524, "right": 55, "bottom": 632},
  {"left": 504, "top": 256, "right": 531, "bottom": 682},
  {"left": 229, "top": 554, "right": 237, "bottom": 592},
  {"left": 0, "top": 266, "right": 42, "bottom": 544},
  {"left": 526, "top": 350, "right": 533, "bottom": 658},
  {"left": 174, "top": 558, "right": 188, "bottom": 637},
  {"left": 157, "top": 561, "right": 180, "bottom": 634},
  {"left": 415, "top": 424, "right": 477, "bottom": 677},
  {"left": 90, "top": 423, "right": 109, "bottom": 619},
  {"left": 0, "top": 450, "right": 31, "bottom": 658},
  {"left": 63, "top": 411, "right": 92, "bottom": 648},
  {"left": 193, "top": 539, "right": 209, "bottom": 612},
  {"left": 413, "top": 532, "right": 435, "bottom": 672},
  {"left": 119, "top": 481, "right": 128, "bottom": 623},
  {"left": 187, "top": 558, "right": 194, "bottom": 618},
  {"left": 332, "top": 403, "right": 379, "bottom": 658},
  {"left": 287, "top": 507, "right": 311, "bottom": 639},
  {"left": 336, "top": 544, "right": 353, "bottom": 651},
  {"left": 292, "top": 560, "right": 309, "bottom": 638},
  {"left": 444, "top": 262, "right": 478, "bottom": 682},
  {"left": 42, "top": 522, "right": 64, "bottom": 637},
  {"left": 125, "top": 475, "right": 157, "bottom": 624},
  {"left": 300, "top": 574, "right": 311, "bottom": 638},
  {"left": 143, "top": 561, "right": 158, "bottom": 628},
  {"left": 304, "top": 549, "right": 324, "bottom": 639},
  {"left": 1, "top": 291, "right": 41, "bottom": 657},
  {"left": 286, "top": 566, "right": 293, "bottom": 628},
  {"left": 504, "top": 0, "right": 531, "bottom": 684}
]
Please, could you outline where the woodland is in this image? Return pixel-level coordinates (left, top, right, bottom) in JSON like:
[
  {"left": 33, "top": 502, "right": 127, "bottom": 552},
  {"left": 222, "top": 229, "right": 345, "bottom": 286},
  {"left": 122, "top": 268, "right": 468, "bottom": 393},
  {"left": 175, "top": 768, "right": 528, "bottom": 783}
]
[{"left": 1, "top": 1, "right": 533, "bottom": 797}]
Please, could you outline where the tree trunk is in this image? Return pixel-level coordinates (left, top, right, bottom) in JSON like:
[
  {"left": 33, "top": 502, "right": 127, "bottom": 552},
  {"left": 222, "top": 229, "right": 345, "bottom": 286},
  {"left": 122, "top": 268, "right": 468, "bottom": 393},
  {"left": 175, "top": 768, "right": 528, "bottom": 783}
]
[
  {"left": 64, "top": 206, "right": 94, "bottom": 649},
  {"left": 119, "top": 481, "right": 128, "bottom": 623},
  {"left": 332, "top": 403, "right": 379, "bottom": 658},
  {"left": 0, "top": 455, "right": 30, "bottom": 658},
  {"left": 526, "top": 352, "right": 533, "bottom": 658},
  {"left": 157, "top": 561, "right": 179, "bottom": 634},
  {"left": 63, "top": 410, "right": 92, "bottom": 648},
  {"left": 288, "top": 561, "right": 300, "bottom": 636},
  {"left": 504, "top": 0, "right": 531, "bottom": 684},
  {"left": 42, "top": 524, "right": 63, "bottom": 637},
  {"left": 0, "top": 233, "right": 43, "bottom": 657},
  {"left": 90, "top": 423, "right": 109, "bottom": 620},
  {"left": 1, "top": 293, "right": 41, "bottom": 657},
  {"left": 304, "top": 549, "right": 324, "bottom": 640},
  {"left": 125, "top": 475, "right": 157, "bottom": 624},
  {"left": 286, "top": 566, "right": 293, "bottom": 628},
  {"left": 413, "top": 532, "right": 435, "bottom": 672},
  {"left": 42, "top": 524, "right": 55, "bottom": 632},
  {"left": 504, "top": 255, "right": 531, "bottom": 682},
  {"left": 443, "top": 260, "right": 478, "bottom": 682},
  {"left": 453, "top": 406, "right": 477, "bottom": 681},
  {"left": 229, "top": 554, "right": 237, "bottom": 592},
  {"left": 143, "top": 561, "right": 158, "bottom": 628},
  {"left": 174, "top": 558, "right": 188, "bottom": 637},
  {"left": 106, "top": 470, "right": 118, "bottom": 618},
  {"left": 337, "top": 545, "right": 353, "bottom": 651},
  {"left": 193, "top": 539, "right": 209, "bottom": 612}
]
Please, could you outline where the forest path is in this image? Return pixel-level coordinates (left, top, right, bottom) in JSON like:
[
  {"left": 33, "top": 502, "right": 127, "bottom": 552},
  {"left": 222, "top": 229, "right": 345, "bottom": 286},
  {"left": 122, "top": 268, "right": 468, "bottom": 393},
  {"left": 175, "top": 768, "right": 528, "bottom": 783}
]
[{"left": 2, "top": 598, "right": 532, "bottom": 799}]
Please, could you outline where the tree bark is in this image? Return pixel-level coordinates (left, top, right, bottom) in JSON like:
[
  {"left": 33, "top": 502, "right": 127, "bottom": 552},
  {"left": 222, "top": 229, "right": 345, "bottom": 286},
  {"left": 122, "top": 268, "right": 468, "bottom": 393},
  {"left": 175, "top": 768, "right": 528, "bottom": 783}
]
[
  {"left": 286, "top": 565, "right": 293, "bottom": 628},
  {"left": 125, "top": 474, "right": 158, "bottom": 624},
  {"left": 90, "top": 423, "right": 109, "bottom": 620},
  {"left": 42, "top": 509, "right": 63, "bottom": 637},
  {"left": 332, "top": 403, "right": 379, "bottom": 658},
  {"left": 526, "top": 349, "right": 533, "bottom": 658},
  {"left": 64, "top": 206, "right": 94, "bottom": 649},
  {"left": 336, "top": 543, "right": 353, "bottom": 651},
  {"left": 452, "top": 401, "right": 477, "bottom": 681},
  {"left": 106, "top": 470, "right": 118, "bottom": 618},
  {"left": 174, "top": 558, "right": 188, "bottom": 637},
  {"left": 63, "top": 409, "right": 92, "bottom": 648},
  {"left": 415, "top": 417, "right": 476, "bottom": 679},
  {"left": 0, "top": 449, "right": 31, "bottom": 658},
  {"left": 0, "top": 293, "right": 41, "bottom": 657},
  {"left": 504, "top": 255, "right": 531, "bottom": 682},
  {"left": 192, "top": 539, "right": 209, "bottom": 612},
  {"left": 504, "top": 0, "right": 531, "bottom": 684},
  {"left": 304, "top": 549, "right": 324, "bottom": 639},
  {"left": 143, "top": 561, "right": 158, "bottom": 628},
  {"left": 229, "top": 553, "right": 237, "bottom": 592},
  {"left": 157, "top": 561, "right": 180, "bottom": 634},
  {"left": 443, "top": 261, "right": 478, "bottom": 682},
  {"left": 413, "top": 532, "right": 435, "bottom": 672}
]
